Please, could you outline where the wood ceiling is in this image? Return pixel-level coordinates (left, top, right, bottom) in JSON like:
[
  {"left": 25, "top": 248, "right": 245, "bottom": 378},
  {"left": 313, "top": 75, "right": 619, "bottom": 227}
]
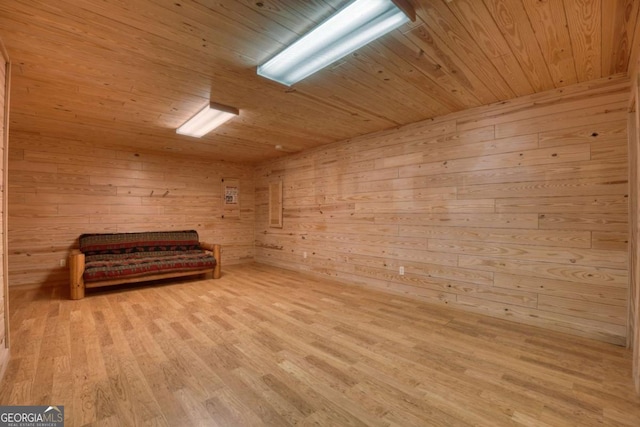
[{"left": 1, "top": 0, "right": 639, "bottom": 164}]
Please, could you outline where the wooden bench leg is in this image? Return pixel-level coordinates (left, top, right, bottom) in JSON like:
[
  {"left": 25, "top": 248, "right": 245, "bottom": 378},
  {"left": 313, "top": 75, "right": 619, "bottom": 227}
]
[{"left": 213, "top": 244, "right": 222, "bottom": 279}]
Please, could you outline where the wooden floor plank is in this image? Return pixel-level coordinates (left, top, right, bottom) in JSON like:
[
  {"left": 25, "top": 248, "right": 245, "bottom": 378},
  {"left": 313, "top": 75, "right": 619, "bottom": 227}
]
[{"left": 1, "top": 263, "right": 639, "bottom": 426}]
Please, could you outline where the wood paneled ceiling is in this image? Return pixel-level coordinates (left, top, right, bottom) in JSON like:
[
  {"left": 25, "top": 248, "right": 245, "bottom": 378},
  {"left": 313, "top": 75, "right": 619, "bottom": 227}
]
[{"left": 1, "top": 0, "right": 639, "bottom": 163}]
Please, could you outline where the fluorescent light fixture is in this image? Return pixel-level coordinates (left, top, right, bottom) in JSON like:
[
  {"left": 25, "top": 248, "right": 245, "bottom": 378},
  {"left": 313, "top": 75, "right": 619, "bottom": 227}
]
[
  {"left": 257, "top": 0, "right": 415, "bottom": 86},
  {"left": 176, "top": 101, "right": 239, "bottom": 138}
]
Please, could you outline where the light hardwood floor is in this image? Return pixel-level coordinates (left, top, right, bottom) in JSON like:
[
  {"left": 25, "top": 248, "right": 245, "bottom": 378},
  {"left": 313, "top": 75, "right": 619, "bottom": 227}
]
[{"left": 1, "top": 263, "right": 639, "bottom": 426}]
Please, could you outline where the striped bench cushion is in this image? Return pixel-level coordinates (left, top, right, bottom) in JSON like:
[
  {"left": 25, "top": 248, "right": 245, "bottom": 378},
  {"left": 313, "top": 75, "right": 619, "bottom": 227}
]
[
  {"left": 79, "top": 230, "right": 215, "bottom": 283},
  {"left": 83, "top": 251, "right": 216, "bottom": 283}
]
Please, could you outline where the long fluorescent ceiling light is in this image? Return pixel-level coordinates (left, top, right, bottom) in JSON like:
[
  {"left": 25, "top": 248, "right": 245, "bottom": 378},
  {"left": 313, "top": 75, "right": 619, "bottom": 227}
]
[
  {"left": 257, "top": 0, "right": 415, "bottom": 86},
  {"left": 176, "top": 101, "right": 239, "bottom": 138}
]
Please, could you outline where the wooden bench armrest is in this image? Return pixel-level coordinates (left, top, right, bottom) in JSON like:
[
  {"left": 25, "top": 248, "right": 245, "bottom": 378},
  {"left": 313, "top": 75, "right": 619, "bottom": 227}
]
[
  {"left": 69, "top": 250, "right": 85, "bottom": 300},
  {"left": 200, "top": 242, "right": 222, "bottom": 279}
]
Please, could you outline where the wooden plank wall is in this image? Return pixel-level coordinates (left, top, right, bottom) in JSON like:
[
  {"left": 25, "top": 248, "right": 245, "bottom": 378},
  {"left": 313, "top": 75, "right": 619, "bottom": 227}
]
[
  {"left": 7, "top": 138, "right": 255, "bottom": 290},
  {"left": 0, "top": 38, "right": 9, "bottom": 382},
  {"left": 255, "top": 74, "right": 631, "bottom": 346},
  {"left": 631, "top": 76, "right": 640, "bottom": 393}
]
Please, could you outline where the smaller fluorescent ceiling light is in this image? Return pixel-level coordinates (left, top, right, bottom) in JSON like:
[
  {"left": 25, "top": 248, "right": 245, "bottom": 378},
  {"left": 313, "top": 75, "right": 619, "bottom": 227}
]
[
  {"left": 176, "top": 101, "right": 239, "bottom": 138},
  {"left": 257, "top": 0, "right": 415, "bottom": 86}
]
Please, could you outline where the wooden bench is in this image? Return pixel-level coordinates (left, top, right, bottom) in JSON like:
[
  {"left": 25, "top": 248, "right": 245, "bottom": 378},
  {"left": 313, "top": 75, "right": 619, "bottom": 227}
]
[{"left": 69, "top": 230, "right": 221, "bottom": 299}]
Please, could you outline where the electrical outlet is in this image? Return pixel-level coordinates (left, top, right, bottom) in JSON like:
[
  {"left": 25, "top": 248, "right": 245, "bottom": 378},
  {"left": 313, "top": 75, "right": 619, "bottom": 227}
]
[
  {"left": 303, "top": 251, "right": 308, "bottom": 259},
  {"left": 59, "top": 258, "right": 66, "bottom": 267},
  {"left": 399, "top": 266, "right": 405, "bottom": 275}
]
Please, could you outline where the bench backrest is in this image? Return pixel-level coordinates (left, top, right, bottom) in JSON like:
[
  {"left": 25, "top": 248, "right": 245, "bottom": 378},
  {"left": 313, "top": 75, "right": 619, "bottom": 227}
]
[{"left": 79, "top": 230, "right": 201, "bottom": 256}]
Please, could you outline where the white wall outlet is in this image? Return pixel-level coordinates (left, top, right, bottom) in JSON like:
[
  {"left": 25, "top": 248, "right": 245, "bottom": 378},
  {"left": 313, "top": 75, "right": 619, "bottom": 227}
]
[
  {"left": 59, "top": 258, "right": 66, "bottom": 267},
  {"left": 399, "top": 266, "right": 405, "bottom": 275},
  {"left": 303, "top": 251, "right": 308, "bottom": 259}
]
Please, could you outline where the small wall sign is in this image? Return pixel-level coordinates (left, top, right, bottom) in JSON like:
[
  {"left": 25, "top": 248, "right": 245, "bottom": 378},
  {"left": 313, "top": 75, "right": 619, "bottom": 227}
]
[{"left": 222, "top": 178, "right": 240, "bottom": 219}]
